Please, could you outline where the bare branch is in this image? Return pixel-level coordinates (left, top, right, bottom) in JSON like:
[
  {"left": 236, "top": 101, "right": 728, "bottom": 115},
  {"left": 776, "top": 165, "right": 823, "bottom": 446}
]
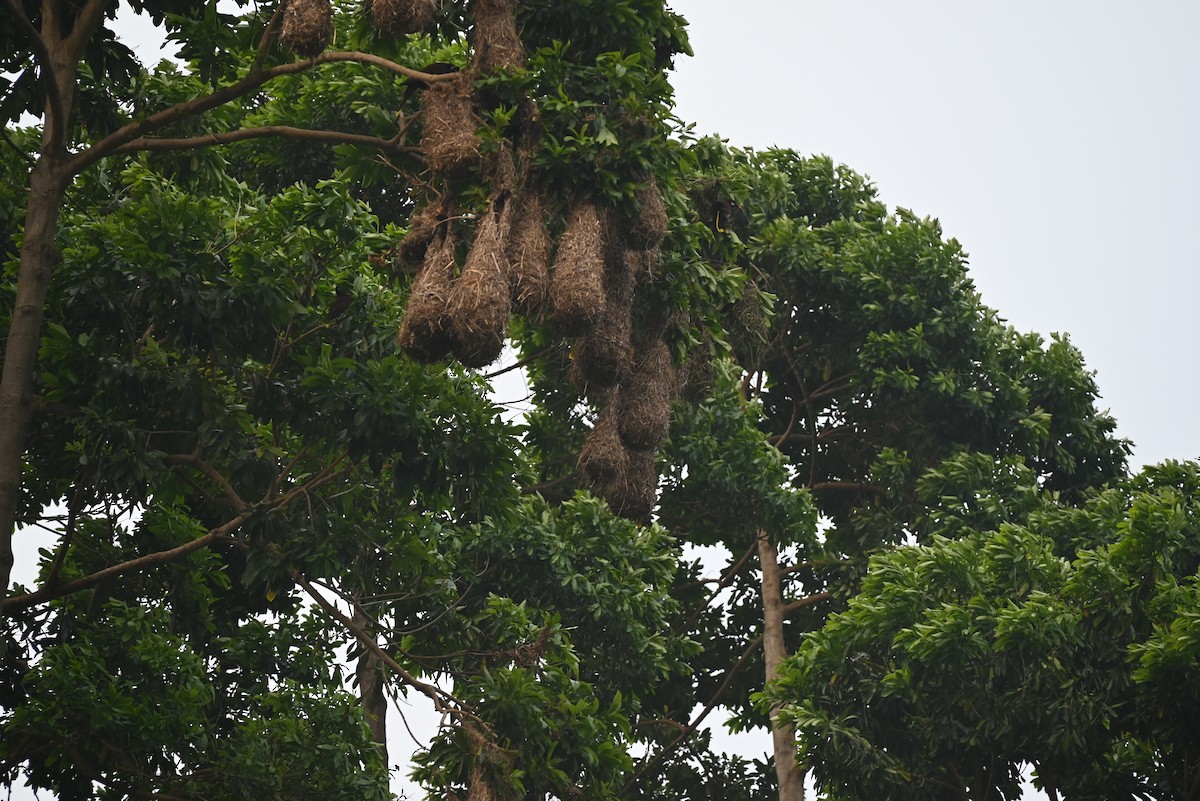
[
  {"left": 64, "top": 0, "right": 112, "bottom": 57},
  {"left": 3, "top": 0, "right": 65, "bottom": 138},
  {"left": 251, "top": 5, "right": 285, "bottom": 74},
  {"left": 484, "top": 345, "right": 556, "bottom": 380},
  {"left": 293, "top": 571, "right": 466, "bottom": 716},
  {"left": 163, "top": 453, "right": 249, "bottom": 512},
  {"left": 622, "top": 634, "right": 765, "bottom": 792},
  {"left": 809, "top": 481, "right": 883, "bottom": 495},
  {"left": 113, "top": 125, "right": 420, "bottom": 156},
  {"left": 70, "top": 51, "right": 457, "bottom": 175},
  {"left": 2, "top": 511, "right": 253, "bottom": 615},
  {"left": 782, "top": 590, "right": 831, "bottom": 616}
]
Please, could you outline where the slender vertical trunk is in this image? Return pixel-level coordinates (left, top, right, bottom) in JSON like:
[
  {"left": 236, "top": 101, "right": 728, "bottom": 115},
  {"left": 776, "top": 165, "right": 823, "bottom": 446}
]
[
  {"left": 1, "top": 0, "right": 83, "bottom": 620},
  {"left": 353, "top": 607, "right": 388, "bottom": 762},
  {"left": 1, "top": 156, "right": 71, "bottom": 618},
  {"left": 758, "top": 530, "right": 804, "bottom": 801}
]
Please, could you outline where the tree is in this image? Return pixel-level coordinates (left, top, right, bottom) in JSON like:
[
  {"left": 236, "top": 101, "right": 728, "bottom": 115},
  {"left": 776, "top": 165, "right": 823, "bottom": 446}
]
[
  {"left": 639, "top": 139, "right": 1128, "bottom": 800},
  {"left": 772, "top": 459, "right": 1200, "bottom": 801},
  {"left": 2, "top": 0, "right": 703, "bottom": 797},
  {"left": 1, "top": 1, "right": 1151, "bottom": 798}
]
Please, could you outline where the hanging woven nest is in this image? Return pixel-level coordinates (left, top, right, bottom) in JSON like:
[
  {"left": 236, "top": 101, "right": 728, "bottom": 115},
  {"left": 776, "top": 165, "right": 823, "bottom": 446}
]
[
  {"left": 370, "top": 0, "right": 436, "bottom": 35},
  {"left": 397, "top": 194, "right": 449, "bottom": 266},
  {"left": 398, "top": 226, "right": 457, "bottom": 363},
  {"left": 550, "top": 200, "right": 606, "bottom": 335},
  {"left": 679, "top": 334, "right": 715, "bottom": 403},
  {"left": 627, "top": 246, "right": 660, "bottom": 285},
  {"left": 623, "top": 175, "right": 668, "bottom": 251},
  {"left": 421, "top": 72, "right": 482, "bottom": 176},
  {"left": 505, "top": 186, "right": 551, "bottom": 317},
  {"left": 578, "top": 399, "right": 628, "bottom": 488},
  {"left": 447, "top": 203, "right": 512, "bottom": 367},
  {"left": 616, "top": 337, "right": 676, "bottom": 451},
  {"left": 472, "top": 0, "right": 524, "bottom": 73},
  {"left": 728, "top": 279, "right": 769, "bottom": 365},
  {"left": 572, "top": 257, "right": 634, "bottom": 391},
  {"left": 605, "top": 447, "right": 658, "bottom": 522},
  {"left": 281, "top": 0, "right": 333, "bottom": 57}
]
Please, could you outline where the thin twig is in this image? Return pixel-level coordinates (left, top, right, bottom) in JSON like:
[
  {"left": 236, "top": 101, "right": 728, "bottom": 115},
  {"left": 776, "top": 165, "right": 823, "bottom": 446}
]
[
  {"left": 622, "top": 634, "right": 765, "bottom": 793},
  {"left": 483, "top": 346, "right": 555, "bottom": 380},
  {"left": 293, "top": 571, "right": 468, "bottom": 717},
  {"left": 163, "top": 453, "right": 249, "bottom": 511}
]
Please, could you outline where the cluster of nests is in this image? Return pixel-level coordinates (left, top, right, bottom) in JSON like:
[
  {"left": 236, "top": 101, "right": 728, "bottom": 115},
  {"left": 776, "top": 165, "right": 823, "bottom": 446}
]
[
  {"left": 281, "top": 0, "right": 687, "bottom": 522},
  {"left": 280, "top": 0, "right": 447, "bottom": 56},
  {"left": 397, "top": 150, "right": 676, "bottom": 522}
]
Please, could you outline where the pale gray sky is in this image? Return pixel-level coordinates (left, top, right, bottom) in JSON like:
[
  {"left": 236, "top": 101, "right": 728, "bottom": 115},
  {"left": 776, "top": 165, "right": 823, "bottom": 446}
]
[{"left": 669, "top": 0, "right": 1200, "bottom": 470}]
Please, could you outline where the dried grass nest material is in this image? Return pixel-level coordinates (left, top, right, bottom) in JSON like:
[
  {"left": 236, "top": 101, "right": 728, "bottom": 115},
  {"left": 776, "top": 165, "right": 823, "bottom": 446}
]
[
  {"left": 398, "top": 227, "right": 457, "bottom": 363},
  {"left": 578, "top": 400, "right": 628, "bottom": 487},
  {"left": 397, "top": 195, "right": 449, "bottom": 265},
  {"left": 370, "top": 0, "right": 436, "bottom": 35},
  {"left": 421, "top": 72, "right": 482, "bottom": 176},
  {"left": 550, "top": 201, "right": 607, "bottom": 335},
  {"left": 447, "top": 205, "right": 512, "bottom": 368},
  {"left": 679, "top": 336, "right": 715, "bottom": 403},
  {"left": 473, "top": 0, "right": 524, "bottom": 73},
  {"left": 617, "top": 337, "right": 676, "bottom": 451},
  {"left": 572, "top": 258, "right": 635, "bottom": 391},
  {"left": 505, "top": 187, "right": 551, "bottom": 316},
  {"left": 606, "top": 447, "right": 658, "bottom": 522},
  {"left": 281, "top": 0, "right": 333, "bottom": 57},
  {"left": 623, "top": 175, "right": 669, "bottom": 251},
  {"left": 729, "top": 279, "right": 769, "bottom": 363}
]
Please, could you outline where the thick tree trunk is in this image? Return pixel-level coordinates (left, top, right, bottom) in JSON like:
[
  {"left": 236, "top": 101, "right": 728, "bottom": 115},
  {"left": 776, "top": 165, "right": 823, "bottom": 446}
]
[
  {"left": 0, "top": 157, "right": 70, "bottom": 618},
  {"left": 758, "top": 530, "right": 804, "bottom": 801},
  {"left": 353, "top": 607, "right": 389, "bottom": 763}
]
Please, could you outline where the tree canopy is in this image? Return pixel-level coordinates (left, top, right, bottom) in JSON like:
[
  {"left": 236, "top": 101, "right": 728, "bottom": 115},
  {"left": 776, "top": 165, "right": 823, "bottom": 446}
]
[{"left": 2, "top": 2, "right": 1191, "bottom": 801}]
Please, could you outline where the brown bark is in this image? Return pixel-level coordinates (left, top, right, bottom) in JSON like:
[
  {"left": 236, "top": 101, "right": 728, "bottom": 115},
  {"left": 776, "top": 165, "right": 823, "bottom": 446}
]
[
  {"left": 758, "top": 530, "right": 805, "bottom": 801},
  {"left": 353, "top": 606, "right": 389, "bottom": 762},
  {"left": 0, "top": 154, "right": 71, "bottom": 620}
]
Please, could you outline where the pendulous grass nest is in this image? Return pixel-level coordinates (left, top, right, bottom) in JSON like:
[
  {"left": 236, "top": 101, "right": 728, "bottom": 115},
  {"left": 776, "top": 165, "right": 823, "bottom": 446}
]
[
  {"left": 369, "top": 0, "right": 436, "bottom": 35},
  {"left": 447, "top": 202, "right": 512, "bottom": 368},
  {"left": 623, "top": 175, "right": 668, "bottom": 251},
  {"left": 281, "top": 0, "right": 333, "bottom": 56},
  {"left": 616, "top": 336, "right": 676, "bottom": 451},
  {"left": 505, "top": 186, "right": 551, "bottom": 317},
  {"left": 398, "top": 225, "right": 457, "bottom": 363},
  {"left": 421, "top": 72, "right": 482, "bottom": 176},
  {"left": 550, "top": 200, "right": 606, "bottom": 335},
  {"left": 472, "top": 0, "right": 524, "bottom": 73}
]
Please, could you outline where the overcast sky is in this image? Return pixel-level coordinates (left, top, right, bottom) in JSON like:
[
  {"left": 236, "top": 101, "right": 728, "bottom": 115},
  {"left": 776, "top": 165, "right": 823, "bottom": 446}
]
[{"left": 668, "top": 0, "right": 1200, "bottom": 471}]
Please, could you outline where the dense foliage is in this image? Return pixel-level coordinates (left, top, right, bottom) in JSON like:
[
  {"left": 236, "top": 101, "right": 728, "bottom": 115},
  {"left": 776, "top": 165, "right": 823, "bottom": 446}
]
[{"left": 2, "top": 1, "right": 1193, "bottom": 800}]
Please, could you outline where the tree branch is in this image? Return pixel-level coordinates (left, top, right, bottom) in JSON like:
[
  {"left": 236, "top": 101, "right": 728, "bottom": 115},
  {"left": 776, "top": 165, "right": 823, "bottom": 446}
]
[
  {"left": 251, "top": 4, "right": 285, "bottom": 74},
  {"left": 64, "top": 0, "right": 111, "bottom": 56},
  {"left": 2, "top": 510, "right": 253, "bottom": 615},
  {"left": 809, "top": 481, "right": 883, "bottom": 495},
  {"left": 69, "top": 50, "right": 457, "bottom": 175},
  {"left": 113, "top": 125, "right": 420, "bottom": 156},
  {"left": 293, "top": 571, "right": 467, "bottom": 717},
  {"left": 3, "top": 0, "right": 65, "bottom": 137},
  {"left": 782, "top": 590, "right": 830, "bottom": 616},
  {"left": 622, "top": 634, "right": 764, "bottom": 793},
  {"left": 163, "top": 453, "right": 249, "bottom": 512}
]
